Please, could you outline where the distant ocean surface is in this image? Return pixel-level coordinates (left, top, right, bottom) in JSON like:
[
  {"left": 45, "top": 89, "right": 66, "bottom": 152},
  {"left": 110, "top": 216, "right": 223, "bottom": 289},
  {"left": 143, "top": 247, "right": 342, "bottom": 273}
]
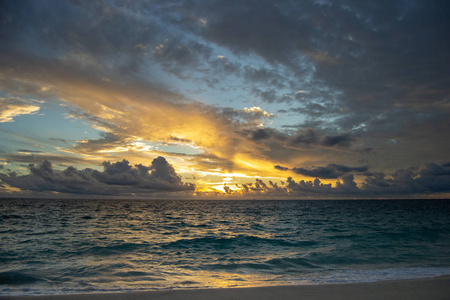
[{"left": 1, "top": 199, "right": 450, "bottom": 296}]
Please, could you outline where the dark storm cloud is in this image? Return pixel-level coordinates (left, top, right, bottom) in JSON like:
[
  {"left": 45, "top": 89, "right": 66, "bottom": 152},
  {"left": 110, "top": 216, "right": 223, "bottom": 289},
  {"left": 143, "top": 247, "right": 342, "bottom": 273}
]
[
  {"left": 277, "top": 161, "right": 450, "bottom": 197},
  {"left": 285, "top": 175, "right": 360, "bottom": 196},
  {"left": 1, "top": 0, "right": 449, "bottom": 197},
  {"left": 233, "top": 178, "right": 288, "bottom": 197},
  {"left": 289, "top": 103, "right": 330, "bottom": 117},
  {"left": 0, "top": 0, "right": 212, "bottom": 80},
  {"left": 252, "top": 89, "right": 278, "bottom": 104},
  {"left": 200, "top": 0, "right": 312, "bottom": 65},
  {"left": 320, "top": 134, "right": 354, "bottom": 148},
  {"left": 5, "top": 1, "right": 448, "bottom": 123},
  {"left": 288, "top": 128, "right": 358, "bottom": 150},
  {"left": 152, "top": 39, "right": 213, "bottom": 78},
  {"left": 2, "top": 1, "right": 145, "bottom": 71},
  {"left": 335, "top": 174, "right": 358, "bottom": 192},
  {"left": 4, "top": 0, "right": 449, "bottom": 111},
  {"left": 243, "top": 66, "right": 287, "bottom": 90},
  {"left": 286, "top": 177, "right": 331, "bottom": 195},
  {"left": 167, "top": 0, "right": 450, "bottom": 157},
  {"left": 230, "top": 174, "right": 359, "bottom": 197},
  {"left": 234, "top": 126, "right": 369, "bottom": 163},
  {"left": 362, "top": 162, "right": 450, "bottom": 195},
  {"left": 0, "top": 157, "right": 195, "bottom": 195},
  {"left": 274, "top": 165, "right": 288, "bottom": 171},
  {"left": 238, "top": 126, "right": 358, "bottom": 151},
  {"left": 291, "top": 128, "right": 318, "bottom": 145},
  {"left": 419, "top": 162, "right": 450, "bottom": 177},
  {"left": 271, "top": 162, "right": 450, "bottom": 197},
  {"left": 209, "top": 55, "right": 241, "bottom": 75},
  {"left": 249, "top": 129, "right": 270, "bottom": 141},
  {"left": 292, "top": 164, "right": 368, "bottom": 179},
  {"left": 416, "top": 163, "right": 450, "bottom": 193}
]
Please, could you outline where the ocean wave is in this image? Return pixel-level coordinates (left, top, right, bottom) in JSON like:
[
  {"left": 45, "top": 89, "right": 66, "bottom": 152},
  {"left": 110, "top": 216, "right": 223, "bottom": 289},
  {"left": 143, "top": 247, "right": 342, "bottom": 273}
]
[
  {"left": 2, "top": 199, "right": 449, "bottom": 296},
  {"left": 87, "top": 242, "right": 152, "bottom": 256},
  {"left": 0, "top": 271, "right": 47, "bottom": 285},
  {"left": 291, "top": 267, "right": 450, "bottom": 285},
  {"left": 160, "top": 235, "right": 316, "bottom": 250},
  {"left": 202, "top": 257, "right": 320, "bottom": 272},
  {"left": 265, "top": 257, "right": 320, "bottom": 269},
  {"left": 111, "top": 271, "right": 165, "bottom": 281}
]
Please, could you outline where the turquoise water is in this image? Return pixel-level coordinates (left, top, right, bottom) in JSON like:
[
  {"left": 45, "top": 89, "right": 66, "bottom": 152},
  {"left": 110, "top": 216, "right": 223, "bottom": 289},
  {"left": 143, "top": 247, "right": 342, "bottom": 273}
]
[{"left": 1, "top": 199, "right": 450, "bottom": 296}]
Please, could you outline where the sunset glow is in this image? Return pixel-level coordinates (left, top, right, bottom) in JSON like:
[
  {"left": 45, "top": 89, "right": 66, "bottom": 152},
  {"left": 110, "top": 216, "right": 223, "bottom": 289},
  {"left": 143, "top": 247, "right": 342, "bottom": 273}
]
[{"left": 0, "top": 0, "right": 449, "bottom": 199}]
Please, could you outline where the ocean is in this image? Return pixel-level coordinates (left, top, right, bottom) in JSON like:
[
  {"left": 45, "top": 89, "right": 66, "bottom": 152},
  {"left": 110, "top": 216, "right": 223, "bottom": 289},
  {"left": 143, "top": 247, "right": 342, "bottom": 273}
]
[{"left": 1, "top": 199, "right": 450, "bottom": 296}]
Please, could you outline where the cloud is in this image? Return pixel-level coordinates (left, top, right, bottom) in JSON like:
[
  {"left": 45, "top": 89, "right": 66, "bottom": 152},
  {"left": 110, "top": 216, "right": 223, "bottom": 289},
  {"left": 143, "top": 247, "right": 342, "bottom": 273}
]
[
  {"left": 220, "top": 106, "right": 274, "bottom": 129},
  {"left": 17, "top": 149, "right": 44, "bottom": 154},
  {"left": 319, "top": 134, "right": 354, "bottom": 148},
  {"left": 201, "top": 0, "right": 311, "bottom": 65},
  {"left": 290, "top": 128, "right": 318, "bottom": 145},
  {"left": 236, "top": 127, "right": 360, "bottom": 154},
  {"left": 292, "top": 164, "right": 368, "bottom": 179},
  {"left": 335, "top": 173, "right": 358, "bottom": 192},
  {"left": 223, "top": 174, "right": 359, "bottom": 197},
  {"left": 286, "top": 162, "right": 450, "bottom": 197},
  {"left": 232, "top": 178, "right": 290, "bottom": 197},
  {"left": 1, "top": 153, "right": 89, "bottom": 166},
  {"left": 169, "top": 136, "right": 192, "bottom": 143},
  {"left": 175, "top": 0, "right": 449, "bottom": 161},
  {"left": 0, "top": 98, "right": 40, "bottom": 122},
  {"left": 420, "top": 162, "right": 450, "bottom": 177},
  {"left": 0, "top": 52, "right": 248, "bottom": 163},
  {"left": 362, "top": 162, "right": 450, "bottom": 195},
  {"left": 243, "top": 66, "right": 287, "bottom": 90},
  {"left": 274, "top": 165, "right": 288, "bottom": 171},
  {"left": 1, "top": 0, "right": 449, "bottom": 194},
  {"left": 243, "top": 106, "right": 273, "bottom": 119},
  {"left": 289, "top": 128, "right": 356, "bottom": 149},
  {"left": 71, "top": 132, "right": 125, "bottom": 155},
  {"left": 0, "top": 157, "right": 195, "bottom": 196},
  {"left": 282, "top": 162, "right": 450, "bottom": 197},
  {"left": 284, "top": 175, "right": 360, "bottom": 196},
  {"left": 286, "top": 177, "right": 332, "bottom": 195},
  {"left": 249, "top": 129, "right": 271, "bottom": 141},
  {"left": 152, "top": 40, "right": 213, "bottom": 78},
  {"left": 2, "top": 157, "right": 448, "bottom": 198}
]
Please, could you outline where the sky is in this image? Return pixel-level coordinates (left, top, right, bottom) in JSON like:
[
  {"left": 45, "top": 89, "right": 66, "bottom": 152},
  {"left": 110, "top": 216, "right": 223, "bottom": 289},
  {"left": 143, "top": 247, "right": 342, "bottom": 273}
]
[{"left": 0, "top": 0, "right": 449, "bottom": 199}]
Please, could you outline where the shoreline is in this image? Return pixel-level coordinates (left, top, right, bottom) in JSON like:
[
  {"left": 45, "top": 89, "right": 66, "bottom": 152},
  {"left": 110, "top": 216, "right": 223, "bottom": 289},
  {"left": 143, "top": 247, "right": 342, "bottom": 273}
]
[{"left": 3, "top": 276, "right": 450, "bottom": 300}]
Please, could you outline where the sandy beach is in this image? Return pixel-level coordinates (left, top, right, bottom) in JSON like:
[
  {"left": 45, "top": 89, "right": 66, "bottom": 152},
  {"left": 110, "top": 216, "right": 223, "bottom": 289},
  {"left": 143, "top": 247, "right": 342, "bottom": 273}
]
[{"left": 3, "top": 276, "right": 449, "bottom": 300}]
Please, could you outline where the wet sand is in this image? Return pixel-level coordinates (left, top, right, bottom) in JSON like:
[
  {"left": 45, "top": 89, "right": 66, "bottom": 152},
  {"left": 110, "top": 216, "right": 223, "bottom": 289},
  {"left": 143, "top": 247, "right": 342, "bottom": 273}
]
[{"left": 3, "top": 276, "right": 450, "bottom": 300}]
